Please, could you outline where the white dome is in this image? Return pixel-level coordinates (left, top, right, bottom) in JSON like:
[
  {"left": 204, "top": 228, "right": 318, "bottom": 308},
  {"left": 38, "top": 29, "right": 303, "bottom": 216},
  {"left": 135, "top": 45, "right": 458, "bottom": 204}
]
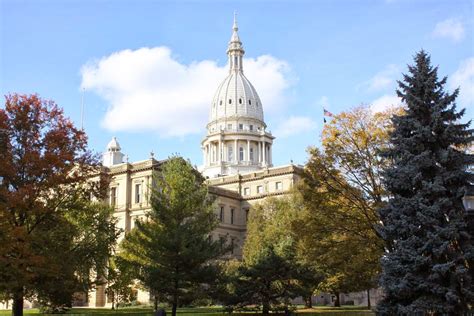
[
  {"left": 210, "top": 71, "right": 264, "bottom": 123},
  {"left": 107, "top": 137, "right": 121, "bottom": 152},
  {"left": 208, "top": 14, "right": 264, "bottom": 126}
]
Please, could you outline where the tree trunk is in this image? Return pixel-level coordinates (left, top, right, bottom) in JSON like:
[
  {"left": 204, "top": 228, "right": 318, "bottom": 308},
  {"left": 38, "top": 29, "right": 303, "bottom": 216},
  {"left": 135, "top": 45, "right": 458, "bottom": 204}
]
[
  {"left": 154, "top": 295, "right": 158, "bottom": 312},
  {"left": 172, "top": 302, "right": 177, "bottom": 316},
  {"left": 305, "top": 295, "right": 312, "bottom": 308},
  {"left": 334, "top": 292, "right": 340, "bottom": 307},
  {"left": 367, "top": 289, "right": 371, "bottom": 309},
  {"left": 262, "top": 299, "right": 270, "bottom": 315},
  {"left": 12, "top": 290, "right": 23, "bottom": 316},
  {"left": 172, "top": 291, "right": 178, "bottom": 316}
]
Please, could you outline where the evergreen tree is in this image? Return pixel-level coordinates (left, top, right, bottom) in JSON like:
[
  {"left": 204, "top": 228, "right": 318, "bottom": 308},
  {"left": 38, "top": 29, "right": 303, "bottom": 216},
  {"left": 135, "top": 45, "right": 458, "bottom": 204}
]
[
  {"left": 378, "top": 51, "right": 474, "bottom": 314},
  {"left": 119, "top": 157, "right": 224, "bottom": 316},
  {"left": 225, "top": 197, "right": 319, "bottom": 315}
]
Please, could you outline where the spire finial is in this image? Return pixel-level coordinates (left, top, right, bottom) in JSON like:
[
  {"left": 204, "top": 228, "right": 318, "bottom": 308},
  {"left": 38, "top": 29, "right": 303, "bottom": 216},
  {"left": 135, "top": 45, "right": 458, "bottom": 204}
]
[
  {"left": 233, "top": 11, "right": 238, "bottom": 30},
  {"left": 229, "top": 11, "right": 240, "bottom": 44},
  {"left": 227, "top": 12, "right": 244, "bottom": 73}
]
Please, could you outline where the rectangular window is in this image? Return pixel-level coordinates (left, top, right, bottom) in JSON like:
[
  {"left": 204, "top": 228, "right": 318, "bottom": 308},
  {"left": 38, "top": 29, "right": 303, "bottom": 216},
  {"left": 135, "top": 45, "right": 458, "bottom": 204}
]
[
  {"left": 275, "top": 182, "right": 283, "bottom": 191},
  {"left": 243, "top": 187, "right": 250, "bottom": 196},
  {"left": 227, "top": 123, "right": 232, "bottom": 130},
  {"left": 230, "top": 208, "right": 234, "bottom": 224},
  {"left": 135, "top": 183, "right": 141, "bottom": 203},
  {"left": 110, "top": 187, "right": 117, "bottom": 207},
  {"left": 245, "top": 209, "right": 249, "bottom": 222},
  {"left": 220, "top": 206, "right": 224, "bottom": 222},
  {"left": 239, "top": 123, "right": 243, "bottom": 130},
  {"left": 228, "top": 146, "right": 233, "bottom": 162},
  {"left": 249, "top": 125, "right": 253, "bottom": 131},
  {"left": 250, "top": 148, "right": 254, "bottom": 161},
  {"left": 239, "top": 147, "right": 244, "bottom": 161},
  {"left": 257, "top": 185, "right": 263, "bottom": 194}
]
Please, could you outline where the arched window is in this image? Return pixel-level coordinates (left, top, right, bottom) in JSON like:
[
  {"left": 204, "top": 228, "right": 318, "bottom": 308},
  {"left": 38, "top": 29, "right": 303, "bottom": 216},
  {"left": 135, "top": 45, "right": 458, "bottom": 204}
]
[
  {"left": 239, "top": 147, "right": 244, "bottom": 161},
  {"left": 249, "top": 100, "right": 252, "bottom": 105},
  {"left": 228, "top": 146, "right": 233, "bottom": 162},
  {"left": 250, "top": 148, "right": 254, "bottom": 161},
  {"left": 229, "top": 99, "right": 232, "bottom": 104},
  {"left": 239, "top": 98, "right": 242, "bottom": 104}
]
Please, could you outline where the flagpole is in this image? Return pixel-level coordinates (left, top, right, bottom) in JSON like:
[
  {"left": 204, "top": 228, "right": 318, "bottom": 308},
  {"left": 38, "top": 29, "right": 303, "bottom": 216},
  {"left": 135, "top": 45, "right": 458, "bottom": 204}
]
[{"left": 81, "top": 88, "right": 85, "bottom": 130}]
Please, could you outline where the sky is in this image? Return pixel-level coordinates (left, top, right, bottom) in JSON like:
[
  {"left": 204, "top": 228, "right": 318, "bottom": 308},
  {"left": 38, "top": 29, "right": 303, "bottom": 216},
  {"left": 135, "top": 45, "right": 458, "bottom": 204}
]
[{"left": 1, "top": 0, "right": 473, "bottom": 167}]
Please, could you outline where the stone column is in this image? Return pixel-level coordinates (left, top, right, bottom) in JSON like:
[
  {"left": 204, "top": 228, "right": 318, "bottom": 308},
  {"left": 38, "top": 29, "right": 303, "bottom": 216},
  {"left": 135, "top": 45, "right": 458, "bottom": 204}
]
[
  {"left": 213, "top": 143, "right": 216, "bottom": 163},
  {"left": 202, "top": 146, "right": 206, "bottom": 166},
  {"left": 146, "top": 175, "right": 151, "bottom": 206},
  {"left": 234, "top": 139, "right": 238, "bottom": 163},
  {"left": 247, "top": 140, "right": 250, "bottom": 163},
  {"left": 262, "top": 141, "right": 266, "bottom": 166},
  {"left": 269, "top": 144, "right": 272, "bottom": 165}
]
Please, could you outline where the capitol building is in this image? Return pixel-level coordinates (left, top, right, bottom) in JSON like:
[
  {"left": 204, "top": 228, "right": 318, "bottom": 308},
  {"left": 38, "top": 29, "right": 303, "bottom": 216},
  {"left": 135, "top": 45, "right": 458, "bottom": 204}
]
[{"left": 87, "top": 17, "right": 302, "bottom": 307}]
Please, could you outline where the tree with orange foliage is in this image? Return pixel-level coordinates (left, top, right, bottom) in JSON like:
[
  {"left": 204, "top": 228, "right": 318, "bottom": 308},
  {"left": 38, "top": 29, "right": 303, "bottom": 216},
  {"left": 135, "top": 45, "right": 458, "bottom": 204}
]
[
  {"left": 0, "top": 94, "right": 119, "bottom": 316},
  {"left": 297, "top": 106, "right": 402, "bottom": 307}
]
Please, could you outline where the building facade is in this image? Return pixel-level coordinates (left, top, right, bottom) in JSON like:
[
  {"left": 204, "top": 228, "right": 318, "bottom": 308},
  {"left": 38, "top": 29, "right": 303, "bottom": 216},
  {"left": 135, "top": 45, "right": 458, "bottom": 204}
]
[{"left": 85, "top": 17, "right": 302, "bottom": 307}]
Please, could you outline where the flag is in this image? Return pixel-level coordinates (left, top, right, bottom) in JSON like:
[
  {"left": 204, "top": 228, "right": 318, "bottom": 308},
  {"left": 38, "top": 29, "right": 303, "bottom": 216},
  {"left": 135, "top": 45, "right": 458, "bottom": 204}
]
[{"left": 323, "top": 108, "right": 334, "bottom": 117}]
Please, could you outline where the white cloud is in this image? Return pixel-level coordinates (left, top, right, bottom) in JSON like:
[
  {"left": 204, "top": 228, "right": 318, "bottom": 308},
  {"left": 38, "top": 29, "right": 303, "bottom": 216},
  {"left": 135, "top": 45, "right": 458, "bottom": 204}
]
[
  {"left": 432, "top": 18, "right": 465, "bottom": 42},
  {"left": 360, "top": 64, "right": 400, "bottom": 92},
  {"left": 276, "top": 116, "right": 316, "bottom": 138},
  {"left": 371, "top": 94, "right": 403, "bottom": 113},
  {"left": 81, "top": 47, "right": 291, "bottom": 137},
  {"left": 450, "top": 57, "right": 474, "bottom": 110}
]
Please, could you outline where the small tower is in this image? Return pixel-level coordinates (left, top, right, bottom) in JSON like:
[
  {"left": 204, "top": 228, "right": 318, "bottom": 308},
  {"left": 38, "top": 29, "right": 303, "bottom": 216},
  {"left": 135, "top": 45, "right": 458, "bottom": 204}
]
[{"left": 103, "top": 137, "right": 124, "bottom": 167}]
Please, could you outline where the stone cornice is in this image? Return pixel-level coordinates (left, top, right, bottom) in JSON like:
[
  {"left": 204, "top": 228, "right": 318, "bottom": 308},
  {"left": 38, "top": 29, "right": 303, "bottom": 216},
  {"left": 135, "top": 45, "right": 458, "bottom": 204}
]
[
  {"left": 105, "top": 158, "right": 167, "bottom": 176},
  {"left": 207, "top": 164, "right": 303, "bottom": 186}
]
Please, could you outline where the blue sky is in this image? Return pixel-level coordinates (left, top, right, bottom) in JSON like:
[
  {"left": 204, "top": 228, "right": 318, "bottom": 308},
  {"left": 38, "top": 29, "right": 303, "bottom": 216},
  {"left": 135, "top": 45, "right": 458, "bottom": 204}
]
[{"left": 1, "top": 0, "right": 473, "bottom": 167}]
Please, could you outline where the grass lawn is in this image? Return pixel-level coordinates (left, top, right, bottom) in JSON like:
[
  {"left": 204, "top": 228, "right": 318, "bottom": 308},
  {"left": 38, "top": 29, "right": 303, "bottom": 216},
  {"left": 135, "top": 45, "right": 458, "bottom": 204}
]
[{"left": 0, "top": 306, "right": 374, "bottom": 316}]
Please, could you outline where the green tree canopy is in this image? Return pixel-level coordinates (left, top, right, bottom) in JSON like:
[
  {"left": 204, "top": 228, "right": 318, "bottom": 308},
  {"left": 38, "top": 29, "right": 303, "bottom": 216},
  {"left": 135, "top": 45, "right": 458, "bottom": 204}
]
[
  {"left": 118, "top": 157, "right": 225, "bottom": 316},
  {"left": 223, "top": 196, "right": 319, "bottom": 315}
]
